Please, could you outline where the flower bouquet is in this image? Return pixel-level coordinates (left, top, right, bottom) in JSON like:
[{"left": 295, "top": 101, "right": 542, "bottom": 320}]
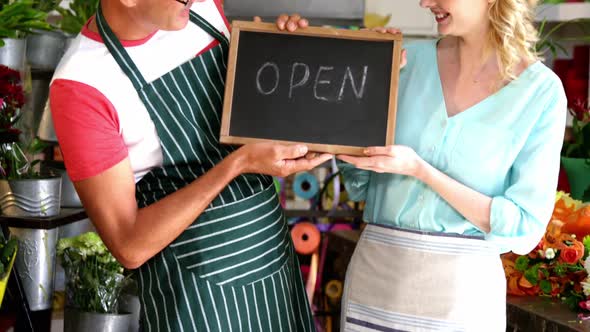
[
  {"left": 502, "top": 192, "right": 590, "bottom": 312},
  {"left": 57, "top": 232, "right": 128, "bottom": 314}
]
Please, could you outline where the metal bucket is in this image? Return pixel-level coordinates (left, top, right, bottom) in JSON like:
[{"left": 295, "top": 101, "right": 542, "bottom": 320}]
[
  {"left": 37, "top": 101, "right": 57, "bottom": 142},
  {"left": 30, "top": 75, "right": 51, "bottom": 133},
  {"left": 0, "top": 177, "right": 62, "bottom": 217},
  {"left": 42, "top": 162, "right": 82, "bottom": 208},
  {"left": 119, "top": 293, "right": 141, "bottom": 332},
  {"left": 0, "top": 38, "right": 26, "bottom": 71},
  {"left": 64, "top": 308, "right": 132, "bottom": 332},
  {"left": 52, "top": 167, "right": 82, "bottom": 208},
  {"left": 9, "top": 228, "right": 58, "bottom": 311},
  {"left": 25, "top": 30, "right": 69, "bottom": 71}
]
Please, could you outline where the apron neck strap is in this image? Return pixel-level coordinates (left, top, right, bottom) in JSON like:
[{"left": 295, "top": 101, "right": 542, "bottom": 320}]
[
  {"left": 95, "top": 3, "right": 229, "bottom": 91},
  {"left": 189, "top": 11, "right": 229, "bottom": 47}
]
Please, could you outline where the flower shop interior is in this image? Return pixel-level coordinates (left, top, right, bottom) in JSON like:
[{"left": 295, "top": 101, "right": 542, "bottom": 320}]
[{"left": 0, "top": 0, "right": 589, "bottom": 331}]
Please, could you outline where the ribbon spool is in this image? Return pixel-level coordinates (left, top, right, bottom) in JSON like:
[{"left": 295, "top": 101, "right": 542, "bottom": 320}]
[
  {"left": 293, "top": 172, "right": 320, "bottom": 200},
  {"left": 331, "top": 224, "right": 353, "bottom": 232},
  {"left": 273, "top": 177, "right": 282, "bottom": 194},
  {"left": 291, "top": 222, "right": 321, "bottom": 255},
  {"left": 325, "top": 279, "right": 343, "bottom": 306}
]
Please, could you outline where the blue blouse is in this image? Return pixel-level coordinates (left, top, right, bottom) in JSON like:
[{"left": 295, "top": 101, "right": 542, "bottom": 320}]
[{"left": 340, "top": 39, "right": 567, "bottom": 254}]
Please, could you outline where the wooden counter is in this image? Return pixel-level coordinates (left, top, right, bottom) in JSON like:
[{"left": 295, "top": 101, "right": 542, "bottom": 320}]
[{"left": 507, "top": 295, "right": 590, "bottom": 332}]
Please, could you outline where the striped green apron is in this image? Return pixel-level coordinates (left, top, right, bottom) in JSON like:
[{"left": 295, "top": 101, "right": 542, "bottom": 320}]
[{"left": 96, "top": 7, "right": 315, "bottom": 332}]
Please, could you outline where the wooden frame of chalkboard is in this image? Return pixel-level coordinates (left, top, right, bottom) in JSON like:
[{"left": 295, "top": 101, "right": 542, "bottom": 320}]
[{"left": 221, "top": 21, "right": 403, "bottom": 155}]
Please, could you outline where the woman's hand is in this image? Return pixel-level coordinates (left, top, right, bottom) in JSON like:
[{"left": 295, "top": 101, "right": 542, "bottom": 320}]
[
  {"left": 253, "top": 14, "right": 308, "bottom": 32},
  {"left": 274, "top": 14, "right": 309, "bottom": 31},
  {"left": 337, "top": 145, "right": 425, "bottom": 178},
  {"left": 238, "top": 142, "right": 332, "bottom": 177}
]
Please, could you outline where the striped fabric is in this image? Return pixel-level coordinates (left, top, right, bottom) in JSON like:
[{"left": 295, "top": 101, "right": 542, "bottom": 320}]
[
  {"left": 96, "top": 6, "right": 314, "bottom": 332},
  {"left": 341, "top": 224, "right": 506, "bottom": 332}
]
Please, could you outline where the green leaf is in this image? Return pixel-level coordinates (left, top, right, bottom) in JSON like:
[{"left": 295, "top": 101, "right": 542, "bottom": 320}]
[
  {"left": 0, "top": 238, "right": 16, "bottom": 278},
  {"left": 515, "top": 255, "right": 530, "bottom": 272},
  {"left": 554, "top": 263, "right": 567, "bottom": 277},
  {"left": 0, "top": 0, "right": 53, "bottom": 38},
  {"left": 536, "top": 18, "right": 590, "bottom": 57},
  {"left": 26, "top": 137, "right": 48, "bottom": 155},
  {"left": 540, "top": 279, "right": 552, "bottom": 294},
  {"left": 56, "top": 0, "right": 99, "bottom": 35},
  {"left": 524, "top": 263, "right": 541, "bottom": 285},
  {"left": 563, "top": 291, "right": 586, "bottom": 311}
]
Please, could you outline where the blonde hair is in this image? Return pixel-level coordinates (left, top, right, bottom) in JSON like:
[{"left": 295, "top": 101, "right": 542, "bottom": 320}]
[{"left": 488, "top": 0, "right": 540, "bottom": 81}]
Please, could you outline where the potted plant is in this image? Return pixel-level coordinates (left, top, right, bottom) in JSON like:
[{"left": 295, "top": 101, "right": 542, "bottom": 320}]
[
  {"left": 533, "top": 18, "right": 590, "bottom": 202},
  {"left": 25, "top": 0, "right": 68, "bottom": 71},
  {"left": 57, "top": 232, "right": 132, "bottom": 332},
  {"left": 0, "top": 64, "right": 61, "bottom": 217},
  {"left": 56, "top": 0, "right": 99, "bottom": 36},
  {"left": 561, "top": 99, "right": 590, "bottom": 202},
  {"left": 535, "top": 18, "right": 590, "bottom": 57},
  {"left": 0, "top": 0, "right": 53, "bottom": 71}
]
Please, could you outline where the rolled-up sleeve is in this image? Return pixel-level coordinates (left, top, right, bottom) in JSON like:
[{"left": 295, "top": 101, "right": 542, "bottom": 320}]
[
  {"left": 486, "top": 84, "right": 567, "bottom": 255},
  {"left": 338, "top": 161, "right": 371, "bottom": 202}
]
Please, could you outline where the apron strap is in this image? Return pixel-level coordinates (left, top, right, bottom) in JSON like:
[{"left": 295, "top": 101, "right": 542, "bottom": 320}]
[
  {"left": 95, "top": 3, "right": 229, "bottom": 91},
  {"left": 189, "top": 11, "right": 229, "bottom": 47},
  {"left": 95, "top": 4, "right": 147, "bottom": 91}
]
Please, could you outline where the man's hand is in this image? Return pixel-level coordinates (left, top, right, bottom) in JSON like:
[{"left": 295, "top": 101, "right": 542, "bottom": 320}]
[{"left": 238, "top": 142, "right": 332, "bottom": 177}]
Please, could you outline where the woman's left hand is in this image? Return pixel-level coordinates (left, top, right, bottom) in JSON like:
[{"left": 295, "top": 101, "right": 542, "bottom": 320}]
[{"left": 337, "top": 145, "right": 425, "bottom": 178}]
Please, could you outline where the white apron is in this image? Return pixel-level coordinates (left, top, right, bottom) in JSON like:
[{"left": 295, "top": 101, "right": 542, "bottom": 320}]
[{"left": 341, "top": 224, "right": 506, "bottom": 332}]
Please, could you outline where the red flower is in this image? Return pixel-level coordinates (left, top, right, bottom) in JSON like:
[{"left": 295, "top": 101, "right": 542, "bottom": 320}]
[
  {"left": 0, "top": 65, "right": 20, "bottom": 83},
  {"left": 569, "top": 99, "right": 590, "bottom": 122},
  {"left": 0, "top": 65, "right": 25, "bottom": 130},
  {"left": 560, "top": 247, "right": 583, "bottom": 264},
  {"left": 4, "top": 84, "right": 24, "bottom": 108}
]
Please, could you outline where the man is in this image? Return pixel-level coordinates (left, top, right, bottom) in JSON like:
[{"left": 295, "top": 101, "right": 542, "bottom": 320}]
[{"left": 50, "top": 0, "right": 327, "bottom": 330}]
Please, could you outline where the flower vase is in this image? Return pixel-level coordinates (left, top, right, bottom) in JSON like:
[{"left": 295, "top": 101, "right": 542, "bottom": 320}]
[
  {"left": 0, "top": 38, "right": 26, "bottom": 72},
  {"left": 64, "top": 308, "right": 132, "bottom": 332},
  {"left": 0, "top": 176, "right": 62, "bottom": 217},
  {"left": 25, "top": 30, "right": 69, "bottom": 71},
  {"left": 561, "top": 157, "right": 590, "bottom": 201}
]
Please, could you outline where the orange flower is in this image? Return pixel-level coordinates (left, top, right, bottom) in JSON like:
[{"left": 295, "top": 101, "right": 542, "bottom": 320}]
[
  {"left": 544, "top": 220, "right": 565, "bottom": 249},
  {"left": 561, "top": 247, "right": 582, "bottom": 264},
  {"left": 507, "top": 276, "right": 526, "bottom": 296},
  {"left": 562, "top": 206, "right": 590, "bottom": 240},
  {"left": 553, "top": 198, "right": 578, "bottom": 221}
]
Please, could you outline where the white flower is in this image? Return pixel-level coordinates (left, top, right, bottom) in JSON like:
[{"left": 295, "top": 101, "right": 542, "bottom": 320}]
[
  {"left": 584, "top": 256, "right": 590, "bottom": 274},
  {"left": 582, "top": 279, "right": 590, "bottom": 297},
  {"left": 545, "top": 248, "right": 556, "bottom": 260}
]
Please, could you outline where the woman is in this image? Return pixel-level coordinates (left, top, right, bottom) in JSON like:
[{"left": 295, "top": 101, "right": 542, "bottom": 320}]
[
  {"left": 49, "top": 0, "right": 328, "bottom": 330},
  {"left": 335, "top": 0, "right": 566, "bottom": 330}
]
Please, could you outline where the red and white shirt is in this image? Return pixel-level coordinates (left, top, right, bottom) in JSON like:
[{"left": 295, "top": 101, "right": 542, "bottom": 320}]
[{"left": 50, "top": 0, "right": 230, "bottom": 183}]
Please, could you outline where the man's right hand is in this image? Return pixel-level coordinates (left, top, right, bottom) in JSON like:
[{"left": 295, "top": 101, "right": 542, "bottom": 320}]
[{"left": 237, "top": 142, "right": 332, "bottom": 177}]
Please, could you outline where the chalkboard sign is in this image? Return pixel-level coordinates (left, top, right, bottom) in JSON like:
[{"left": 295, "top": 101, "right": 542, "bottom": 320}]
[{"left": 221, "top": 21, "right": 403, "bottom": 155}]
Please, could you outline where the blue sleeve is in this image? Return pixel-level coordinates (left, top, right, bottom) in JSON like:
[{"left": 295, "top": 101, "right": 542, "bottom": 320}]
[
  {"left": 486, "top": 83, "right": 567, "bottom": 255},
  {"left": 338, "top": 161, "right": 371, "bottom": 202}
]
